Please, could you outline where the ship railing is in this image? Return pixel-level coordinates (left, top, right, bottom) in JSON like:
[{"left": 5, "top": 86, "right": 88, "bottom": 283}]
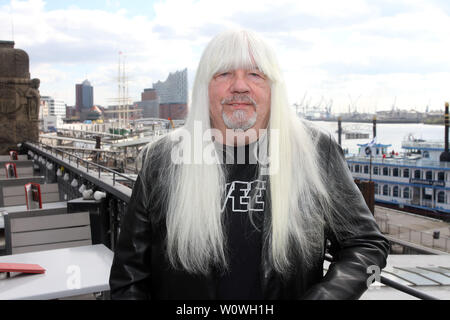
[
  {"left": 347, "top": 156, "right": 422, "bottom": 166},
  {"left": 421, "top": 199, "right": 433, "bottom": 208},
  {"left": 347, "top": 155, "right": 450, "bottom": 169},
  {"left": 402, "top": 141, "right": 444, "bottom": 149}
]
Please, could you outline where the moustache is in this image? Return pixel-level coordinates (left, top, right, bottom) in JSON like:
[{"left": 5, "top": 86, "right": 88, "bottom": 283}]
[{"left": 220, "top": 94, "right": 257, "bottom": 107}]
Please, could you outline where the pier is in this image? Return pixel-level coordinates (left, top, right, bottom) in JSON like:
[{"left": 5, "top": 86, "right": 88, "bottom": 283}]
[{"left": 374, "top": 206, "right": 450, "bottom": 254}]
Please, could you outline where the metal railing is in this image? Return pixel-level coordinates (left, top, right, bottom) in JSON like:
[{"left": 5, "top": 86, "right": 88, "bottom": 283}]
[
  {"left": 375, "top": 216, "right": 450, "bottom": 253},
  {"left": 347, "top": 155, "right": 450, "bottom": 168},
  {"left": 324, "top": 254, "right": 439, "bottom": 300},
  {"left": 57, "top": 127, "right": 124, "bottom": 139},
  {"left": 24, "top": 141, "right": 133, "bottom": 250},
  {"left": 29, "top": 142, "right": 136, "bottom": 188},
  {"left": 401, "top": 140, "right": 444, "bottom": 150}
]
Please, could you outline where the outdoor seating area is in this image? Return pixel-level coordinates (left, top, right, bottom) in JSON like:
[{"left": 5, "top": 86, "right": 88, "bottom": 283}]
[
  {"left": 1, "top": 183, "right": 60, "bottom": 207},
  {"left": 4, "top": 209, "right": 92, "bottom": 255},
  {"left": 0, "top": 153, "right": 113, "bottom": 299},
  {"left": 0, "top": 164, "right": 34, "bottom": 179},
  {"left": 0, "top": 155, "right": 28, "bottom": 161},
  {"left": 0, "top": 177, "right": 46, "bottom": 206}
]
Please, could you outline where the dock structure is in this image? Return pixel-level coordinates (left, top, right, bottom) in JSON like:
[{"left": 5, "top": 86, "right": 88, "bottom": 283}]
[
  {"left": 56, "top": 128, "right": 124, "bottom": 141},
  {"left": 345, "top": 132, "right": 370, "bottom": 140},
  {"left": 374, "top": 206, "right": 450, "bottom": 254},
  {"left": 39, "top": 134, "right": 110, "bottom": 146},
  {"left": 38, "top": 124, "right": 171, "bottom": 174}
]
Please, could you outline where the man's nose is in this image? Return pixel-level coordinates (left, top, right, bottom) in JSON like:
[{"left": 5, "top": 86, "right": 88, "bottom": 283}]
[{"left": 230, "top": 74, "right": 250, "bottom": 93}]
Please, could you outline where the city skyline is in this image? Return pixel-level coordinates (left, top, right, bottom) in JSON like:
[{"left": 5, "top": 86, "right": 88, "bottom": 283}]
[{"left": 1, "top": 0, "right": 450, "bottom": 113}]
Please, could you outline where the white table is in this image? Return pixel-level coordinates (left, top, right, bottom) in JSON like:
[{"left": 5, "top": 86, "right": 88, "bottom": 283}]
[
  {"left": 0, "top": 244, "right": 113, "bottom": 300},
  {"left": 0, "top": 201, "right": 68, "bottom": 230}
]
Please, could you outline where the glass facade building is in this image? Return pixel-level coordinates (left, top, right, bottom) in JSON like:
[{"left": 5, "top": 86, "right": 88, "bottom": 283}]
[{"left": 76, "top": 79, "right": 94, "bottom": 113}]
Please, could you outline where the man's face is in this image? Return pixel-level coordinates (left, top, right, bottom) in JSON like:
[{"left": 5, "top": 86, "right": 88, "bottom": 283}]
[{"left": 209, "top": 68, "right": 271, "bottom": 136}]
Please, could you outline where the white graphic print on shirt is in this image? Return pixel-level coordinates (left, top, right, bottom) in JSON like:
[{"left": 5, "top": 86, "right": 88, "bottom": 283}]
[{"left": 222, "top": 180, "right": 266, "bottom": 213}]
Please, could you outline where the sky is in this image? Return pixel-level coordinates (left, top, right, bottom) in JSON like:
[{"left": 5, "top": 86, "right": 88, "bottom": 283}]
[{"left": 1, "top": 0, "right": 450, "bottom": 114}]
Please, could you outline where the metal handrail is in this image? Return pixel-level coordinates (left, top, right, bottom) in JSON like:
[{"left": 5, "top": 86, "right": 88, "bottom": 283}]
[
  {"left": 25, "top": 141, "right": 136, "bottom": 188},
  {"left": 57, "top": 127, "right": 124, "bottom": 139},
  {"left": 324, "top": 253, "right": 439, "bottom": 300}
]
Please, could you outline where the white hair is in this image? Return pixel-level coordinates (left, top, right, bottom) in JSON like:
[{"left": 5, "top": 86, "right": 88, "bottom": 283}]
[{"left": 138, "top": 29, "right": 356, "bottom": 275}]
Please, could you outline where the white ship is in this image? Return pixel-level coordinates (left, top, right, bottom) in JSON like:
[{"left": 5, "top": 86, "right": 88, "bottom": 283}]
[{"left": 346, "top": 137, "right": 450, "bottom": 217}]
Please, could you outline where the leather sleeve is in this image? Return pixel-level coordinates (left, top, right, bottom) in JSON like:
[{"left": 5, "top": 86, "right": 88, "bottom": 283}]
[
  {"left": 109, "top": 175, "right": 152, "bottom": 300},
  {"left": 302, "top": 134, "right": 390, "bottom": 300}
]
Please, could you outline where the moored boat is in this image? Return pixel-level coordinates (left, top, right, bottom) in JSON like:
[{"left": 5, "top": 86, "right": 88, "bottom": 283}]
[{"left": 346, "top": 137, "right": 450, "bottom": 220}]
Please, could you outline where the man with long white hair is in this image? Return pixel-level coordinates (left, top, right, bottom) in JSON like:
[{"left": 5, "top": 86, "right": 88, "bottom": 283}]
[{"left": 109, "top": 29, "right": 389, "bottom": 300}]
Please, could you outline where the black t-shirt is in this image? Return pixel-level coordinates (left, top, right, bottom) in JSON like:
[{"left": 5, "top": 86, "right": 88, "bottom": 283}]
[{"left": 215, "top": 142, "right": 266, "bottom": 300}]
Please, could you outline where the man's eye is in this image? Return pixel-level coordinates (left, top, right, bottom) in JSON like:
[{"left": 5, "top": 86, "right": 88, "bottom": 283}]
[{"left": 249, "top": 72, "right": 264, "bottom": 78}]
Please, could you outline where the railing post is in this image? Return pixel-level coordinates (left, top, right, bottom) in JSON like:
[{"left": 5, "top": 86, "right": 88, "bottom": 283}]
[{"left": 109, "top": 198, "right": 116, "bottom": 251}]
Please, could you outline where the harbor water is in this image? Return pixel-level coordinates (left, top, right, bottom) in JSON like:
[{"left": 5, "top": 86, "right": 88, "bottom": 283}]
[{"left": 313, "top": 121, "right": 445, "bottom": 155}]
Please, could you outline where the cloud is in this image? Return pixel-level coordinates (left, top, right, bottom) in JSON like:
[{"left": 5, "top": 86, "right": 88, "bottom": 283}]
[{"left": 0, "top": 0, "right": 449, "bottom": 113}]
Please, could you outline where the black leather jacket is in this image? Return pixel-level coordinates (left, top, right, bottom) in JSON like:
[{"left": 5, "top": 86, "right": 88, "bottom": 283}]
[{"left": 109, "top": 128, "right": 390, "bottom": 300}]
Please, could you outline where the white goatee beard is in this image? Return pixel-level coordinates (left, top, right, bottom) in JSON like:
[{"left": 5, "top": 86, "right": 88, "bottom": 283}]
[{"left": 222, "top": 109, "right": 257, "bottom": 131}]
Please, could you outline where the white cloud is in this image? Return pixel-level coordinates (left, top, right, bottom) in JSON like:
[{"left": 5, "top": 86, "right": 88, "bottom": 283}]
[{"left": 0, "top": 0, "right": 449, "bottom": 113}]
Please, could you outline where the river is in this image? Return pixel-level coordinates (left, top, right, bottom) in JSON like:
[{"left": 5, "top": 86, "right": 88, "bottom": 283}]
[{"left": 312, "top": 121, "right": 445, "bottom": 155}]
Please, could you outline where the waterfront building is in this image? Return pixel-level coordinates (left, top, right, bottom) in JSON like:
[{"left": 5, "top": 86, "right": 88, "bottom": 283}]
[
  {"left": 104, "top": 104, "right": 141, "bottom": 121},
  {"left": 42, "top": 115, "right": 63, "bottom": 132},
  {"left": 40, "top": 96, "right": 66, "bottom": 119},
  {"left": 135, "top": 69, "right": 188, "bottom": 120},
  {"left": 76, "top": 79, "right": 94, "bottom": 111},
  {"left": 86, "top": 105, "right": 103, "bottom": 121},
  {"left": 136, "top": 88, "right": 159, "bottom": 118},
  {"left": 152, "top": 68, "right": 188, "bottom": 105},
  {"left": 65, "top": 105, "right": 77, "bottom": 120},
  {"left": 141, "top": 88, "right": 157, "bottom": 101},
  {"left": 40, "top": 99, "right": 49, "bottom": 118},
  {"left": 76, "top": 79, "right": 94, "bottom": 121}
]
